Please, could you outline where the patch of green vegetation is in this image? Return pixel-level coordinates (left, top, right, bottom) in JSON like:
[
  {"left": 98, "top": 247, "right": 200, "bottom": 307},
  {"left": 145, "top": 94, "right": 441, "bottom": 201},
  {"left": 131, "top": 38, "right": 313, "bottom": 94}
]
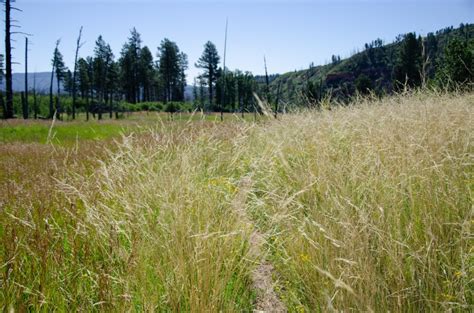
[
  {"left": 0, "top": 122, "right": 129, "bottom": 145},
  {"left": 0, "top": 111, "right": 265, "bottom": 145}
]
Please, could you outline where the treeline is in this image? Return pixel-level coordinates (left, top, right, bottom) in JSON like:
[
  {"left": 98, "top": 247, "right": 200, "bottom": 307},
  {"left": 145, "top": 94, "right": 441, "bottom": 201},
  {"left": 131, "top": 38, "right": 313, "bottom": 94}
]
[
  {"left": 0, "top": 0, "right": 259, "bottom": 120},
  {"left": 53, "top": 29, "right": 192, "bottom": 120},
  {"left": 269, "top": 23, "right": 473, "bottom": 107},
  {"left": 1, "top": 0, "right": 472, "bottom": 120},
  {"left": 0, "top": 29, "right": 259, "bottom": 119}
]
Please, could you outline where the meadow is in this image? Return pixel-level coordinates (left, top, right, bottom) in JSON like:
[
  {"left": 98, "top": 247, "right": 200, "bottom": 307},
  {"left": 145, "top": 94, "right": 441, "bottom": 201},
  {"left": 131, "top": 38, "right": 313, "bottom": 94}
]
[{"left": 0, "top": 91, "right": 472, "bottom": 312}]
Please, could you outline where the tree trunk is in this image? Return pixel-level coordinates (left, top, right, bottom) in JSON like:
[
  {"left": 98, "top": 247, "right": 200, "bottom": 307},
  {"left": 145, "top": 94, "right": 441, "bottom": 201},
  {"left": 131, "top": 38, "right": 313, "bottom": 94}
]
[
  {"left": 109, "top": 92, "right": 113, "bottom": 119},
  {"left": 55, "top": 96, "right": 59, "bottom": 120},
  {"left": 274, "top": 81, "right": 281, "bottom": 119},
  {"left": 21, "top": 92, "right": 27, "bottom": 119},
  {"left": 86, "top": 95, "right": 90, "bottom": 121},
  {"left": 56, "top": 76, "right": 61, "bottom": 120},
  {"left": 24, "top": 37, "right": 29, "bottom": 119},
  {"left": 33, "top": 88, "right": 37, "bottom": 119},
  {"left": 49, "top": 63, "right": 55, "bottom": 118},
  {"left": 4, "top": 0, "right": 14, "bottom": 118},
  {"left": 72, "top": 27, "right": 83, "bottom": 120},
  {"left": 0, "top": 92, "right": 5, "bottom": 118}
]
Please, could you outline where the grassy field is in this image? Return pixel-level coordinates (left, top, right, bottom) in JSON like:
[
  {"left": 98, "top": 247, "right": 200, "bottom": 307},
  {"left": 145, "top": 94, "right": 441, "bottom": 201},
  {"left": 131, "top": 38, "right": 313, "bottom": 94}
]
[
  {"left": 1, "top": 91, "right": 472, "bottom": 311},
  {"left": 0, "top": 112, "right": 260, "bottom": 145}
]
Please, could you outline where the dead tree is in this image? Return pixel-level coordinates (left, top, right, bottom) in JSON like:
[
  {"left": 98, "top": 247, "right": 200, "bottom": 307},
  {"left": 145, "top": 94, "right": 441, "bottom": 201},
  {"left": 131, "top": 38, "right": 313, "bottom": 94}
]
[
  {"left": 0, "top": 54, "right": 5, "bottom": 117},
  {"left": 275, "top": 80, "right": 281, "bottom": 119},
  {"left": 72, "top": 26, "right": 83, "bottom": 120},
  {"left": 264, "top": 55, "right": 270, "bottom": 104},
  {"left": 3, "top": 0, "right": 14, "bottom": 118},
  {"left": 20, "top": 91, "right": 26, "bottom": 119},
  {"left": 33, "top": 72, "right": 37, "bottom": 119},
  {"left": 2, "top": 0, "right": 29, "bottom": 118},
  {"left": 220, "top": 18, "right": 228, "bottom": 122},
  {"left": 23, "top": 36, "right": 28, "bottom": 119},
  {"left": 49, "top": 40, "right": 60, "bottom": 118}
]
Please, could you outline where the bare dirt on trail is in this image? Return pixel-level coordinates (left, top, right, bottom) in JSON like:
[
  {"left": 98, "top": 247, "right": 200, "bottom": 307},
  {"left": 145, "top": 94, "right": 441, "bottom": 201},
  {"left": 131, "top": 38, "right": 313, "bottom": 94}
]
[{"left": 232, "top": 177, "right": 287, "bottom": 313}]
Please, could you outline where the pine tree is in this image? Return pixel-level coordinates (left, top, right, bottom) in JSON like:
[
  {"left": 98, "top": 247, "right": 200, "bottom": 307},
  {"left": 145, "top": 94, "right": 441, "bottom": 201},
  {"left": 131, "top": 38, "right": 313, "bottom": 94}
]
[
  {"left": 77, "top": 58, "right": 90, "bottom": 100},
  {"left": 198, "top": 75, "right": 206, "bottom": 111},
  {"left": 394, "top": 33, "right": 422, "bottom": 89},
  {"left": 158, "top": 39, "right": 188, "bottom": 102},
  {"left": 93, "top": 35, "right": 114, "bottom": 119},
  {"left": 437, "top": 38, "right": 473, "bottom": 87},
  {"left": 195, "top": 41, "right": 220, "bottom": 109},
  {"left": 139, "top": 46, "right": 154, "bottom": 102},
  {"left": 177, "top": 52, "right": 188, "bottom": 101},
  {"left": 119, "top": 28, "right": 142, "bottom": 104},
  {"left": 52, "top": 45, "right": 67, "bottom": 118},
  {"left": 107, "top": 61, "right": 120, "bottom": 118}
]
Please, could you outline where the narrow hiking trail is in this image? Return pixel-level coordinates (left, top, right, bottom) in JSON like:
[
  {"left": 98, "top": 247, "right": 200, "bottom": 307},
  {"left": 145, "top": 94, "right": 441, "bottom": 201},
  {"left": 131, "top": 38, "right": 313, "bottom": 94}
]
[{"left": 232, "top": 177, "right": 287, "bottom": 313}]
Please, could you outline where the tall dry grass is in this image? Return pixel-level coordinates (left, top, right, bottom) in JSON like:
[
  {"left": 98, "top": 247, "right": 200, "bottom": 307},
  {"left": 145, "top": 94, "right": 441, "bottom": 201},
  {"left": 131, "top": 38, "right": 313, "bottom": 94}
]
[
  {"left": 242, "top": 91, "right": 473, "bottom": 311},
  {"left": 1, "top": 90, "right": 472, "bottom": 311}
]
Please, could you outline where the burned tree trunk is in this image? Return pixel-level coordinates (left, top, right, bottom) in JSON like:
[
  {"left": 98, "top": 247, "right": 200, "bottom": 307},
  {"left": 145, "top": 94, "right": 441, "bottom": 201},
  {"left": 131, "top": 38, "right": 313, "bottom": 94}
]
[
  {"left": 21, "top": 92, "right": 27, "bottom": 119},
  {"left": 72, "top": 27, "right": 83, "bottom": 120},
  {"left": 49, "top": 62, "right": 55, "bottom": 118},
  {"left": 49, "top": 40, "right": 60, "bottom": 119},
  {"left": 4, "top": 0, "right": 14, "bottom": 118},
  {"left": 33, "top": 85, "right": 37, "bottom": 119},
  {"left": 24, "top": 37, "right": 29, "bottom": 119},
  {"left": 274, "top": 80, "right": 281, "bottom": 119}
]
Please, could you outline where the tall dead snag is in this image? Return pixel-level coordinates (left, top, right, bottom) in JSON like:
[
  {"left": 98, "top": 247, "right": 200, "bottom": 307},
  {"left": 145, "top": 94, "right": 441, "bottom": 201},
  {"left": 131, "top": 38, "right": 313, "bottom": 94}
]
[
  {"left": 72, "top": 26, "right": 83, "bottom": 120},
  {"left": 4, "top": 0, "right": 14, "bottom": 118},
  {"left": 23, "top": 36, "right": 28, "bottom": 119},
  {"left": 21, "top": 91, "right": 26, "bottom": 119},
  {"left": 0, "top": 54, "right": 5, "bottom": 118},
  {"left": 274, "top": 80, "right": 281, "bottom": 119},
  {"left": 49, "top": 40, "right": 60, "bottom": 119},
  {"left": 33, "top": 72, "right": 37, "bottom": 119},
  {"left": 264, "top": 55, "right": 270, "bottom": 103},
  {"left": 221, "top": 18, "right": 228, "bottom": 122}
]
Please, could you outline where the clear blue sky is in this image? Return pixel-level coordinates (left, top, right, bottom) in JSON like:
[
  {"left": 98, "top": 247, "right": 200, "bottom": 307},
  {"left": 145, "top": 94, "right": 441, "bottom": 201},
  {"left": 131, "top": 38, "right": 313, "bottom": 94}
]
[{"left": 3, "top": 0, "right": 473, "bottom": 83}]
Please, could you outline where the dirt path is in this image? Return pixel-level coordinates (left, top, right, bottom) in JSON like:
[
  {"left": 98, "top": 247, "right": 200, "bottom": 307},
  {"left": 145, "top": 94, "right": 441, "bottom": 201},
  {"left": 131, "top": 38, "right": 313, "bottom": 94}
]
[{"left": 232, "top": 177, "right": 287, "bottom": 313}]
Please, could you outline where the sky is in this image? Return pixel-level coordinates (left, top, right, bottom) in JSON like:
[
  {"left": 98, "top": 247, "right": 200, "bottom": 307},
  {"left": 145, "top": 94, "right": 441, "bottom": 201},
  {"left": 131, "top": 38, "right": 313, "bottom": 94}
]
[{"left": 2, "top": 0, "right": 473, "bottom": 83}]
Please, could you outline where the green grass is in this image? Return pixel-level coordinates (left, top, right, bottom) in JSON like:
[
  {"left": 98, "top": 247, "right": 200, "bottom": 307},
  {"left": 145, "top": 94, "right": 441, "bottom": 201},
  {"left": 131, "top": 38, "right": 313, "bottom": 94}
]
[
  {"left": 1, "top": 91, "right": 472, "bottom": 311},
  {"left": 0, "top": 122, "right": 128, "bottom": 145},
  {"left": 0, "top": 112, "right": 263, "bottom": 145}
]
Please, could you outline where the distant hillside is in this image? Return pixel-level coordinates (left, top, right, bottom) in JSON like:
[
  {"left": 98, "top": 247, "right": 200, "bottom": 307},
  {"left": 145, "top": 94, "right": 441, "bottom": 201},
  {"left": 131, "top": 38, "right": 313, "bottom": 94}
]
[
  {"left": 266, "top": 23, "right": 473, "bottom": 105},
  {"left": 0, "top": 72, "right": 58, "bottom": 93}
]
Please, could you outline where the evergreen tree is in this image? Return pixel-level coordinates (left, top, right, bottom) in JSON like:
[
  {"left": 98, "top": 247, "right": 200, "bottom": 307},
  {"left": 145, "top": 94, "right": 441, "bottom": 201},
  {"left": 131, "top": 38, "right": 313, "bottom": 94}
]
[
  {"left": 52, "top": 46, "right": 67, "bottom": 116},
  {"left": 176, "top": 52, "right": 188, "bottom": 101},
  {"left": 93, "top": 35, "right": 114, "bottom": 119},
  {"left": 195, "top": 41, "right": 220, "bottom": 109},
  {"left": 158, "top": 38, "right": 180, "bottom": 102},
  {"left": 86, "top": 56, "right": 94, "bottom": 119},
  {"left": 424, "top": 32, "right": 438, "bottom": 78},
  {"left": 139, "top": 46, "right": 155, "bottom": 102},
  {"left": 437, "top": 38, "right": 473, "bottom": 87},
  {"left": 107, "top": 61, "right": 120, "bottom": 118},
  {"left": 192, "top": 78, "right": 198, "bottom": 109},
  {"left": 216, "top": 68, "right": 236, "bottom": 111},
  {"left": 77, "top": 58, "right": 90, "bottom": 100},
  {"left": 63, "top": 69, "right": 74, "bottom": 97},
  {"left": 120, "top": 28, "right": 142, "bottom": 103},
  {"left": 394, "top": 33, "right": 422, "bottom": 88},
  {"left": 198, "top": 75, "right": 206, "bottom": 111},
  {"left": 355, "top": 74, "right": 373, "bottom": 94}
]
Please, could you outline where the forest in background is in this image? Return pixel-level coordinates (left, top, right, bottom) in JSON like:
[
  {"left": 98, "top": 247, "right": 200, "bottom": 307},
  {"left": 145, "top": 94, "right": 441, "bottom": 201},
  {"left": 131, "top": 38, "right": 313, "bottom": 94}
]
[{"left": 0, "top": 0, "right": 472, "bottom": 120}]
